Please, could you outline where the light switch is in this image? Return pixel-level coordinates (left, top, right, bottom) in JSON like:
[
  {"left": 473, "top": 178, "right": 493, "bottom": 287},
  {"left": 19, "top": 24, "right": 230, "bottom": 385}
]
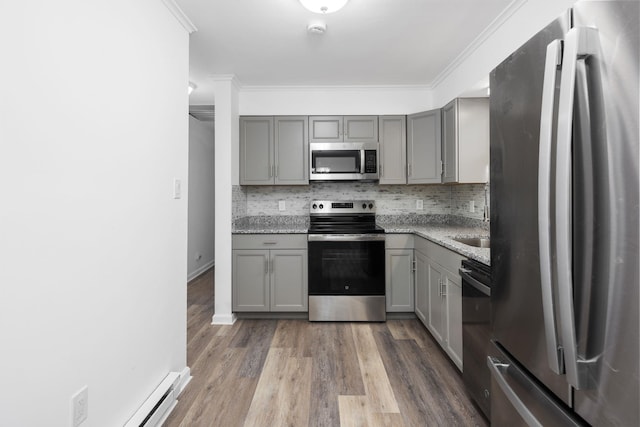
[
  {"left": 173, "top": 178, "right": 181, "bottom": 199},
  {"left": 278, "top": 200, "right": 286, "bottom": 211},
  {"left": 416, "top": 199, "right": 424, "bottom": 210},
  {"left": 469, "top": 200, "right": 475, "bottom": 212}
]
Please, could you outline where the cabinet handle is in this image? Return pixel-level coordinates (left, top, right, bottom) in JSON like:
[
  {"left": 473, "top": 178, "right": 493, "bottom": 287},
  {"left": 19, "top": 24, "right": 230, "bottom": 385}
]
[
  {"left": 412, "top": 259, "right": 416, "bottom": 273},
  {"left": 442, "top": 280, "right": 447, "bottom": 298},
  {"left": 263, "top": 241, "right": 277, "bottom": 245},
  {"left": 276, "top": 165, "right": 279, "bottom": 178},
  {"left": 264, "top": 258, "right": 269, "bottom": 274},
  {"left": 441, "top": 160, "right": 445, "bottom": 176}
]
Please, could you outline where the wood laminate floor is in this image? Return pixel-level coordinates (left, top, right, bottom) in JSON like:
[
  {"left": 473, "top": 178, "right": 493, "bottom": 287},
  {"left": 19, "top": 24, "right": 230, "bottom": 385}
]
[{"left": 164, "top": 269, "right": 488, "bottom": 427}]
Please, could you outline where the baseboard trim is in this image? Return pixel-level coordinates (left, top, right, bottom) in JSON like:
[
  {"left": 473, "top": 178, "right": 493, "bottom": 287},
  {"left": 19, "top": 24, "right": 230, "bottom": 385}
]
[
  {"left": 212, "top": 312, "right": 237, "bottom": 325},
  {"left": 175, "top": 366, "right": 191, "bottom": 396},
  {"left": 187, "top": 260, "right": 214, "bottom": 282}
]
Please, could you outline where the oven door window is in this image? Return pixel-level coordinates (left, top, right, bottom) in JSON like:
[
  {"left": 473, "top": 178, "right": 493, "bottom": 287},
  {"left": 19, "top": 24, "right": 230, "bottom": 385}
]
[
  {"left": 308, "top": 240, "right": 384, "bottom": 295},
  {"left": 312, "top": 150, "right": 361, "bottom": 174}
]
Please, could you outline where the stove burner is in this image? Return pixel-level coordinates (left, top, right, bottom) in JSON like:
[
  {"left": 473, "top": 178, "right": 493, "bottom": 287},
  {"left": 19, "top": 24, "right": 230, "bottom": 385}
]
[{"left": 308, "top": 200, "right": 382, "bottom": 235}]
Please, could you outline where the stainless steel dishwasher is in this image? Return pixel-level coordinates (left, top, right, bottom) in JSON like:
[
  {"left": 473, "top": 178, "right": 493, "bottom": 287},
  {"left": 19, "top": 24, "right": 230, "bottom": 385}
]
[{"left": 460, "top": 259, "right": 492, "bottom": 420}]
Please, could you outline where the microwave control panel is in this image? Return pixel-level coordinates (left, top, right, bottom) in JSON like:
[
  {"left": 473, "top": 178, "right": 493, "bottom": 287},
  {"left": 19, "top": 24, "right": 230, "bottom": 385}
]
[{"left": 364, "top": 150, "right": 377, "bottom": 174}]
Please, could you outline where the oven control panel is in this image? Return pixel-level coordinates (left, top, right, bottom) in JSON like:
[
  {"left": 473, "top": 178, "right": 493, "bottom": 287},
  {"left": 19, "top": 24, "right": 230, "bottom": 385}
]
[{"left": 310, "top": 200, "right": 376, "bottom": 214}]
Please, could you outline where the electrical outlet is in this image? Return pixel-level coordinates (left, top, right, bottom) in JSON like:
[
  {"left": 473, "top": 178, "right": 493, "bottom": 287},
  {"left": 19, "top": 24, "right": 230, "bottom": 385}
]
[
  {"left": 469, "top": 201, "right": 475, "bottom": 213},
  {"left": 278, "top": 200, "right": 286, "bottom": 211},
  {"left": 71, "top": 386, "right": 88, "bottom": 427},
  {"left": 416, "top": 199, "right": 424, "bottom": 210},
  {"left": 195, "top": 253, "right": 202, "bottom": 261}
]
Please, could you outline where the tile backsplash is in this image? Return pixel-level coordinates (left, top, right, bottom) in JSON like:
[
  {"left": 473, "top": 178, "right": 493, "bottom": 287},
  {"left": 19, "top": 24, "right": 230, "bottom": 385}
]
[{"left": 234, "top": 182, "right": 489, "bottom": 220}]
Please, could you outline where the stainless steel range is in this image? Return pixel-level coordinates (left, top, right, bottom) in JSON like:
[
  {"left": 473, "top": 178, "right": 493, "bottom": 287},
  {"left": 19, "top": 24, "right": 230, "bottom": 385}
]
[{"left": 307, "top": 200, "right": 386, "bottom": 321}]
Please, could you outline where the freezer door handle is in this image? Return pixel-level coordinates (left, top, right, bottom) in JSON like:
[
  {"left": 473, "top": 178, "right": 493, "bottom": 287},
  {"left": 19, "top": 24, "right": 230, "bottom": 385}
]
[
  {"left": 487, "top": 357, "right": 543, "bottom": 427},
  {"left": 538, "top": 39, "right": 564, "bottom": 375},
  {"left": 556, "top": 26, "right": 602, "bottom": 390}
]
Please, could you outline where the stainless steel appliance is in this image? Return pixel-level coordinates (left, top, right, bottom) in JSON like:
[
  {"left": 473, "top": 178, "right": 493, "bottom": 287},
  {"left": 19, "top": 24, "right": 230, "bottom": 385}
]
[
  {"left": 309, "top": 142, "right": 379, "bottom": 181},
  {"left": 489, "top": 1, "right": 638, "bottom": 425},
  {"left": 460, "top": 259, "right": 492, "bottom": 419},
  {"left": 307, "top": 200, "right": 385, "bottom": 321}
]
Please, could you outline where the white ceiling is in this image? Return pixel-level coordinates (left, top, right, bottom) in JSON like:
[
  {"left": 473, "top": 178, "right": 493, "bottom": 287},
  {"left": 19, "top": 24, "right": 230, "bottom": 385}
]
[{"left": 177, "top": 0, "right": 513, "bottom": 104}]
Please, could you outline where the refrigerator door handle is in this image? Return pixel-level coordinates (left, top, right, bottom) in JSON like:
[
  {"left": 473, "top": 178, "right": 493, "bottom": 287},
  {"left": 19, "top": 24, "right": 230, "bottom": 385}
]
[
  {"left": 538, "top": 39, "right": 563, "bottom": 375},
  {"left": 556, "top": 26, "right": 602, "bottom": 390},
  {"left": 487, "top": 357, "right": 544, "bottom": 427}
]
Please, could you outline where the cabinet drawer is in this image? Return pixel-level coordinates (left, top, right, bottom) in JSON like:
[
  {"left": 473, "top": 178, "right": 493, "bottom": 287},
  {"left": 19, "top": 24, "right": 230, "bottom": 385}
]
[
  {"left": 415, "top": 236, "right": 465, "bottom": 275},
  {"left": 385, "top": 234, "right": 414, "bottom": 249},
  {"left": 233, "top": 234, "right": 307, "bottom": 250}
]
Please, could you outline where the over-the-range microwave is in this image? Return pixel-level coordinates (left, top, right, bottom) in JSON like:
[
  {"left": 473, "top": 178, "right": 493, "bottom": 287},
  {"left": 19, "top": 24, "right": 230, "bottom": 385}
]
[{"left": 309, "top": 142, "right": 379, "bottom": 181}]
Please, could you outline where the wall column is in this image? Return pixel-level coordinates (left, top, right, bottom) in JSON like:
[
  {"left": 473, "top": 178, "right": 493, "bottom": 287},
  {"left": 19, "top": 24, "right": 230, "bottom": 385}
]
[{"left": 212, "top": 75, "right": 239, "bottom": 324}]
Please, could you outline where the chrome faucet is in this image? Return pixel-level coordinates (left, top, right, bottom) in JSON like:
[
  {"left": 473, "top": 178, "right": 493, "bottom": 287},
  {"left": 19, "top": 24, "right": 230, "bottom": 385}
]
[{"left": 483, "top": 183, "right": 490, "bottom": 222}]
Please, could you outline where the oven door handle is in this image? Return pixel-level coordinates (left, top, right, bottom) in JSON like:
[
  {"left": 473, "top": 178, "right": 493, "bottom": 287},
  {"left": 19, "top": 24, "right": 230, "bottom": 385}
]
[
  {"left": 459, "top": 268, "right": 490, "bottom": 296},
  {"left": 308, "top": 234, "right": 386, "bottom": 242}
]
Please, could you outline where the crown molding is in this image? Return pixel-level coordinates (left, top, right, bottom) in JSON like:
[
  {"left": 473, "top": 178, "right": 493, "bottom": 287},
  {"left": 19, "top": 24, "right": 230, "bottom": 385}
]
[
  {"left": 161, "top": 0, "right": 197, "bottom": 34},
  {"left": 210, "top": 74, "right": 243, "bottom": 90},
  {"left": 239, "top": 84, "right": 433, "bottom": 93},
  {"left": 431, "top": 0, "right": 528, "bottom": 88}
]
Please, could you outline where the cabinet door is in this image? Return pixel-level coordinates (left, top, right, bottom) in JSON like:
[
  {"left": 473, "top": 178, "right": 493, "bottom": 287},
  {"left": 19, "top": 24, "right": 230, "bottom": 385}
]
[
  {"left": 343, "top": 116, "right": 378, "bottom": 142},
  {"left": 270, "top": 250, "right": 308, "bottom": 312},
  {"left": 379, "top": 116, "right": 407, "bottom": 185},
  {"left": 385, "top": 249, "right": 414, "bottom": 312},
  {"left": 445, "top": 276, "right": 463, "bottom": 370},
  {"left": 407, "top": 109, "right": 442, "bottom": 184},
  {"left": 414, "top": 250, "right": 429, "bottom": 324},
  {"left": 427, "top": 260, "right": 445, "bottom": 342},
  {"left": 275, "top": 116, "right": 309, "bottom": 185},
  {"left": 233, "top": 250, "right": 270, "bottom": 311},
  {"left": 309, "top": 116, "right": 342, "bottom": 142},
  {"left": 442, "top": 99, "right": 458, "bottom": 183},
  {"left": 240, "top": 117, "right": 274, "bottom": 185}
]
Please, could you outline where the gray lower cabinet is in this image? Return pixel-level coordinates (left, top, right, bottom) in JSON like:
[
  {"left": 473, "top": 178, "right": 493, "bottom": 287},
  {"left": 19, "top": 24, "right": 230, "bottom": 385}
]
[
  {"left": 414, "top": 236, "right": 464, "bottom": 371},
  {"left": 442, "top": 98, "right": 490, "bottom": 184},
  {"left": 378, "top": 115, "right": 407, "bottom": 185},
  {"left": 406, "top": 109, "right": 442, "bottom": 184},
  {"left": 385, "top": 234, "right": 415, "bottom": 312},
  {"left": 309, "top": 115, "right": 378, "bottom": 142},
  {"left": 232, "top": 234, "right": 308, "bottom": 312},
  {"left": 239, "top": 116, "right": 308, "bottom": 185}
]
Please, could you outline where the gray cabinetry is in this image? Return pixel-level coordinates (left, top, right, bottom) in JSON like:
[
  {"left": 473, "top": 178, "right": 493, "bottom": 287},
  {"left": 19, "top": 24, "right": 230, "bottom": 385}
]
[
  {"left": 407, "top": 109, "right": 442, "bottom": 184},
  {"left": 274, "top": 116, "right": 309, "bottom": 185},
  {"left": 378, "top": 115, "right": 407, "bottom": 184},
  {"left": 309, "top": 116, "right": 378, "bottom": 142},
  {"left": 232, "top": 234, "right": 308, "bottom": 312},
  {"left": 239, "top": 116, "right": 273, "bottom": 185},
  {"left": 239, "top": 116, "right": 309, "bottom": 185},
  {"left": 385, "top": 234, "right": 414, "bottom": 312},
  {"left": 442, "top": 98, "right": 489, "bottom": 184},
  {"left": 414, "top": 236, "right": 464, "bottom": 370},
  {"left": 414, "top": 249, "right": 429, "bottom": 323}
]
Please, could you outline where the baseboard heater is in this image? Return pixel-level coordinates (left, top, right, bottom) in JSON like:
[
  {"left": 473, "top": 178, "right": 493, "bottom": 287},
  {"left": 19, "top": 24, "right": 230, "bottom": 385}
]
[{"left": 124, "top": 372, "right": 181, "bottom": 427}]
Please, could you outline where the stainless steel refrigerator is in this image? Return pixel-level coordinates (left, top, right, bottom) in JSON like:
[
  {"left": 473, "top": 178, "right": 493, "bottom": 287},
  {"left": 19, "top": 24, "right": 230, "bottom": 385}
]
[{"left": 489, "top": 1, "right": 639, "bottom": 425}]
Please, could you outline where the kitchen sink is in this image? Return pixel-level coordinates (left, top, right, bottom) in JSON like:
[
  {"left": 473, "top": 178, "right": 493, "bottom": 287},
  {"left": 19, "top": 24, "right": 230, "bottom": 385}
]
[{"left": 451, "top": 236, "right": 490, "bottom": 248}]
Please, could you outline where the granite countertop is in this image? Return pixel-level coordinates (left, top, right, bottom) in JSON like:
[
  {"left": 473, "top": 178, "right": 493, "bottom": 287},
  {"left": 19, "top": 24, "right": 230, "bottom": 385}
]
[
  {"left": 381, "top": 223, "right": 490, "bottom": 265},
  {"left": 232, "top": 216, "right": 308, "bottom": 234},
  {"left": 232, "top": 215, "right": 490, "bottom": 265}
]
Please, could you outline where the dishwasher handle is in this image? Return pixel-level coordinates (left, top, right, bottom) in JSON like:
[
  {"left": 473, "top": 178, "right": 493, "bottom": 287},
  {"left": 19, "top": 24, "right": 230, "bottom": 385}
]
[{"left": 460, "top": 268, "right": 491, "bottom": 296}]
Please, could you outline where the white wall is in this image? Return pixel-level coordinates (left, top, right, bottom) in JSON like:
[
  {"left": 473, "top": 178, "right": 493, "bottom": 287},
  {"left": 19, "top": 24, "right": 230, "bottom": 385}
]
[
  {"left": 239, "top": 85, "right": 434, "bottom": 115},
  {"left": 0, "top": 1, "right": 189, "bottom": 426},
  {"left": 432, "top": 0, "right": 578, "bottom": 105},
  {"left": 188, "top": 116, "right": 215, "bottom": 280}
]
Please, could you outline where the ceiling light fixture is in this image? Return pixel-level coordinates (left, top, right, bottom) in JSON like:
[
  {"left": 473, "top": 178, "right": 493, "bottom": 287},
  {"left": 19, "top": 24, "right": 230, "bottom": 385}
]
[
  {"left": 188, "top": 82, "right": 197, "bottom": 95},
  {"left": 300, "top": 0, "right": 348, "bottom": 14}
]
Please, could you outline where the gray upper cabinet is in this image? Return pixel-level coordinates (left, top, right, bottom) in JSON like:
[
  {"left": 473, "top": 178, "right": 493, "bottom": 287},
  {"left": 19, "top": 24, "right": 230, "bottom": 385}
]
[
  {"left": 407, "top": 109, "right": 442, "bottom": 184},
  {"left": 240, "top": 116, "right": 309, "bottom": 185},
  {"left": 309, "top": 116, "right": 378, "bottom": 142},
  {"left": 378, "top": 116, "right": 407, "bottom": 184},
  {"left": 240, "top": 116, "right": 273, "bottom": 185},
  {"left": 274, "top": 116, "right": 309, "bottom": 185},
  {"left": 442, "top": 98, "right": 489, "bottom": 184}
]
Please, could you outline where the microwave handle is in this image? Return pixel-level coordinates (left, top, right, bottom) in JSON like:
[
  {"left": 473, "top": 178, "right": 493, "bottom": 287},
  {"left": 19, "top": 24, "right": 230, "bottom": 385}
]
[{"left": 360, "top": 149, "right": 365, "bottom": 174}]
